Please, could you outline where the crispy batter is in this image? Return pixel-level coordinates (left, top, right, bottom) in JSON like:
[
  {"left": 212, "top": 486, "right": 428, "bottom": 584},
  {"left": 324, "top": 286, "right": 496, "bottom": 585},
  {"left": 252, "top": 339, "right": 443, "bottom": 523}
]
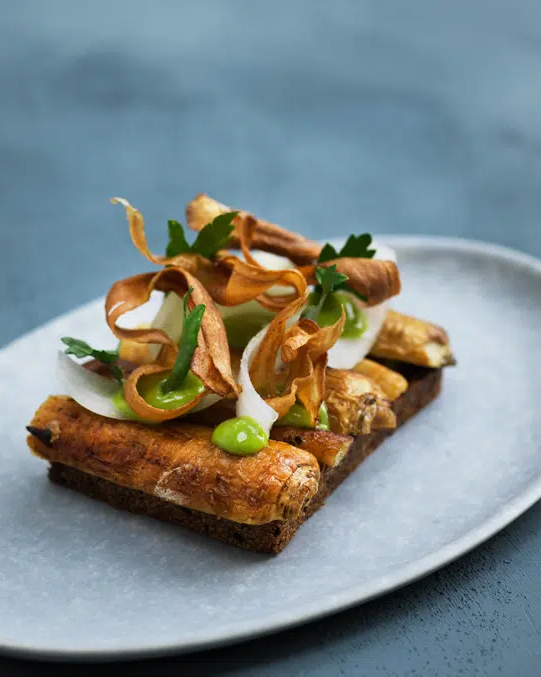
[
  {"left": 27, "top": 396, "right": 320, "bottom": 525},
  {"left": 353, "top": 358, "right": 408, "bottom": 401},
  {"left": 325, "top": 368, "right": 396, "bottom": 435},
  {"left": 370, "top": 310, "right": 456, "bottom": 368}
]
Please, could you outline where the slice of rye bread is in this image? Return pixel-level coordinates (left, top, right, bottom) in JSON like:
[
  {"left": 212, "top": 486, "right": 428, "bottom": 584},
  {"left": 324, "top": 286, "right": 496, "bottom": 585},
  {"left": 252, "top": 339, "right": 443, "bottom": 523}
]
[{"left": 48, "top": 364, "right": 442, "bottom": 554}]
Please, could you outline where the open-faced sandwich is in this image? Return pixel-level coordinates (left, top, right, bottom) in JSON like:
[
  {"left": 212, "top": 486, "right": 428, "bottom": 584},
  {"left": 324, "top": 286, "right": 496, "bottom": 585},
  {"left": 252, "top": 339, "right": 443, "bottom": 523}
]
[{"left": 26, "top": 195, "right": 455, "bottom": 553}]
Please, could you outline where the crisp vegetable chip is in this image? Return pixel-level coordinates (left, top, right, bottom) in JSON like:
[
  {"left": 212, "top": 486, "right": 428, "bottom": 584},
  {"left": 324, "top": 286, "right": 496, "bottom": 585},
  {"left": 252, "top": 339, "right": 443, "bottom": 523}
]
[{"left": 105, "top": 268, "right": 239, "bottom": 422}]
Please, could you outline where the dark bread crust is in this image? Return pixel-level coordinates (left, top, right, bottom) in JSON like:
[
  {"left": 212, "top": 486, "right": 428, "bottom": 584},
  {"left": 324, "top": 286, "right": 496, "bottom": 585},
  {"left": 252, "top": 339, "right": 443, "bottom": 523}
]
[{"left": 48, "top": 365, "right": 442, "bottom": 553}]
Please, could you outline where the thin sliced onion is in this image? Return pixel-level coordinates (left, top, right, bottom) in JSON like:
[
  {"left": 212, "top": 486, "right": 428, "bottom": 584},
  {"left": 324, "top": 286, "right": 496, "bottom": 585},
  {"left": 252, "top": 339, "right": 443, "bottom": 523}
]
[
  {"left": 190, "top": 393, "right": 222, "bottom": 413},
  {"left": 236, "top": 326, "right": 279, "bottom": 436},
  {"left": 56, "top": 350, "right": 220, "bottom": 420},
  {"left": 325, "top": 242, "right": 395, "bottom": 368},
  {"left": 56, "top": 351, "right": 129, "bottom": 420},
  {"left": 327, "top": 299, "right": 389, "bottom": 369},
  {"left": 148, "top": 293, "right": 222, "bottom": 413},
  {"left": 147, "top": 291, "right": 184, "bottom": 361},
  {"left": 250, "top": 251, "right": 292, "bottom": 270},
  {"left": 249, "top": 251, "right": 295, "bottom": 297}
]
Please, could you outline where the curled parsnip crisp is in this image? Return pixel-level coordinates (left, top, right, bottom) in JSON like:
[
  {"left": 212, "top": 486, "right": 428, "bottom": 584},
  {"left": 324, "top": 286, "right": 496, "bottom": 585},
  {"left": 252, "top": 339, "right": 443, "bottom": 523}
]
[
  {"left": 280, "top": 317, "right": 345, "bottom": 426},
  {"left": 113, "top": 196, "right": 307, "bottom": 311},
  {"left": 186, "top": 193, "right": 322, "bottom": 265},
  {"left": 249, "top": 298, "right": 346, "bottom": 426},
  {"left": 248, "top": 296, "right": 305, "bottom": 402},
  {"left": 105, "top": 268, "right": 239, "bottom": 422},
  {"left": 111, "top": 197, "right": 201, "bottom": 271},
  {"left": 201, "top": 255, "right": 307, "bottom": 310},
  {"left": 186, "top": 194, "right": 401, "bottom": 307},
  {"left": 300, "top": 258, "right": 401, "bottom": 308}
]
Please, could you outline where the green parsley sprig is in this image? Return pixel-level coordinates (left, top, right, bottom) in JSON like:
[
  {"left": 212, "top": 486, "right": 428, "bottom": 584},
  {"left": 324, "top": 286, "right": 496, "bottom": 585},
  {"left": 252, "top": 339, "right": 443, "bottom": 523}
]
[
  {"left": 61, "top": 337, "right": 123, "bottom": 384},
  {"left": 302, "top": 265, "right": 349, "bottom": 323},
  {"left": 318, "top": 233, "right": 376, "bottom": 264},
  {"left": 316, "top": 232, "right": 376, "bottom": 302},
  {"left": 166, "top": 212, "right": 238, "bottom": 260},
  {"left": 160, "top": 287, "right": 206, "bottom": 394}
]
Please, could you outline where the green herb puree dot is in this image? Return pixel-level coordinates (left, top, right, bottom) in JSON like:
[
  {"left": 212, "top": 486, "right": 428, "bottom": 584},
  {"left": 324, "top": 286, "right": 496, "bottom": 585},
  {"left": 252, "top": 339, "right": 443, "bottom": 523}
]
[{"left": 212, "top": 416, "right": 269, "bottom": 455}]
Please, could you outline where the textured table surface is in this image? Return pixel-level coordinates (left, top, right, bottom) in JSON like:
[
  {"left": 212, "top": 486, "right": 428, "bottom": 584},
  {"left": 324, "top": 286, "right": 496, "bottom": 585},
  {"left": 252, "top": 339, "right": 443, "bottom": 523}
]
[{"left": 1, "top": 1, "right": 541, "bottom": 675}]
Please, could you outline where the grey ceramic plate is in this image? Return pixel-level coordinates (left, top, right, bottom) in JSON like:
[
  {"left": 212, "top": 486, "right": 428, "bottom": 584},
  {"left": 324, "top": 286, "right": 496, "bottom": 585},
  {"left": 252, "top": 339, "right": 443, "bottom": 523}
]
[{"left": 2, "top": 236, "right": 541, "bottom": 661}]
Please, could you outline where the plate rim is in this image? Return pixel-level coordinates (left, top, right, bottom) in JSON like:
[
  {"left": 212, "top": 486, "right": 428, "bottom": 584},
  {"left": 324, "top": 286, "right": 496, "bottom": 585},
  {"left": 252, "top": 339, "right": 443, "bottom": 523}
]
[{"left": 4, "top": 234, "right": 541, "bottom": 663}]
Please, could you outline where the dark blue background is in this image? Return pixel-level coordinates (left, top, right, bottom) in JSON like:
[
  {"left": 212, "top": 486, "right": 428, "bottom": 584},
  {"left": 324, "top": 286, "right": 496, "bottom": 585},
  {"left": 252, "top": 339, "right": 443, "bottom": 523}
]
[{"left": 2, "top": 1, "right": 540, "bottom": 675}]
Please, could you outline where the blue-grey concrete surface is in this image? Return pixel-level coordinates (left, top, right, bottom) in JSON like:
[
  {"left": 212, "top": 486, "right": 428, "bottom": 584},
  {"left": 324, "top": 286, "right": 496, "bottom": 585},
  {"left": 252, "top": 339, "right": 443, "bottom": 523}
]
[{"left": 1, "top": 1, "right": 540, "bottom": 675}]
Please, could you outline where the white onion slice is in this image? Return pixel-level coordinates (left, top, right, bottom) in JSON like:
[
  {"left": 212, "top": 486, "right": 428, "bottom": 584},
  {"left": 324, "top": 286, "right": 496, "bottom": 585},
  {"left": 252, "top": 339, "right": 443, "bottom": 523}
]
[
  {"left": 147, "top": 293, "right": 222, "bottom": 413},
  {"left": 57, "top": 350, "right": 220, "bottom": 420},
  {"left": 327, "top": 300, "right": 389, "bottom": 369},
  {"left": 325, "top": 241, "right": 396, "bottom": 369},
  {"left": 250, "top": 251, "right": 293, "bottom": 270},
  {"left": 249, "top": 251, "right": 296, "bottom": 296},
  {"left": 148, "top": 291, "right": 184, "bottom": 361},
  {"left": 190, "top": 393, "right": 222, "bottom": 413},
  {"left": 236, "top": 326, "right": 279, "bottom": 436},
  {"left": 56, "top": 351, "right": 129, "bottom": 420}
]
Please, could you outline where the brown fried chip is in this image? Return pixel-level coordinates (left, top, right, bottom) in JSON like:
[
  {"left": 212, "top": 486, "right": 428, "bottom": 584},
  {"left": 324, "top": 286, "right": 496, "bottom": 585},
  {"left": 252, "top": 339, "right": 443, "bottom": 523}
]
[
  {"left": 111, "top": 197, "right": 201, "bottom": 272},
  {"left": 186, "top": 193, "right": 322, "bottom": 265},
  {"left": 301, "top": 258, "right": 401, "bottom": 307},
  {"left": 105, "top": 268, "right": 239, "bottom": 422},
  {"left": 249, "top": 298, "right": 345, "bottom": 426},
  {"left": 205, "top": 255, "right": 307, "bottom": 310},
  {"left": 113, "top": 196, "right": 307, "bottom": 311},
  {"left": 108, "top": 195, "right": 402, "bottom": 424},
  {"left": 185, "top": 194, "right": 401, "bottom": 306}
]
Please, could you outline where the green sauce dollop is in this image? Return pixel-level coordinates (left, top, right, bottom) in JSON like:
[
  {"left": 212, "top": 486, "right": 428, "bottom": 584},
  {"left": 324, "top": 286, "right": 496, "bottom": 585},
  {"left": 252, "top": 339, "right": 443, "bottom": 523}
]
[
  {"left": 276, "top": 401, "right": 330, "bottom": 431},
  {"left": 111, "top": 388, "right": 141, "bottom": 420},
  {"left": 212, "top": 416, "right": 269, "bottom": 455},
  {"left": 313, "top": 291, "right": 367, "bottom": 338},
  {"left": 138, "top": 371, "right": 205, "bottom": 410},
  {"left": 111, "top": 371, "right": 205, "bottom": 420}
]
